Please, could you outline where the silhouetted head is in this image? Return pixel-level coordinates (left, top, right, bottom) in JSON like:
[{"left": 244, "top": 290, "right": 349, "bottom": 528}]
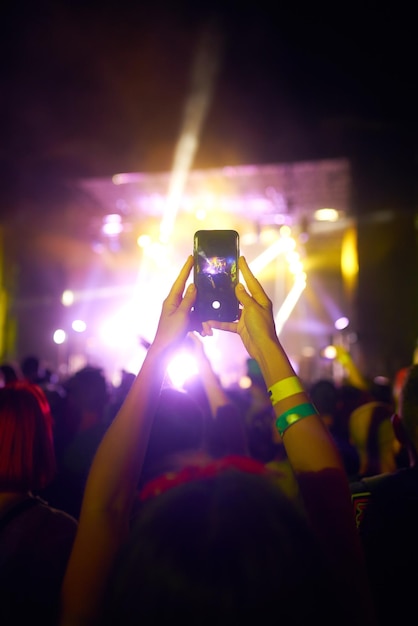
[
  {"left": 369, "top": 376, "right": 394, "bottom": 407},
  {"left": 309, "top": 379, "right": 338, "bottom": 414},
  {"left": 349, "top": 401, "right": 399, "bottom": 476},
  {"left": 309, "top": 379, "right": 338, "bottom": 431},
  {"left": 0, "top": 363, "right": 19, "bottom": 385},
  {"left": 20, "top": 355, "right": 45, "bottom": 384},
  {"left": 65, "top": 366, "right": 109, "bottom": 416},
  {"left": 0, "top": 381, "right": 55, "bottom": 491},
  {"left": 102, "top": 466, "right": 343, "bottom": 626}
]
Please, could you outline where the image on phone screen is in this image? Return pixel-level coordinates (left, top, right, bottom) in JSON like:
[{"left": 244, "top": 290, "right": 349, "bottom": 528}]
[{"left": 193, "top": 230, "right": 239, "bottom": 322}]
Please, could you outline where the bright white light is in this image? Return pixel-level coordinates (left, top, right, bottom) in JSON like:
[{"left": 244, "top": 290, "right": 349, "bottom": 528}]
[
  {"left": 314, "top": 208, "right": 339, "bottom": 222},
  {"left": 102, "top": 214, "right": 123, "bottom": 236},
  {"left": 144, "top": 242, "right": 169, "bottom": 266},
  {"left": 279, "top": 225, "right": 292, "bottom": 237},
  {"left": 275, "top": 278, "right": 306, "bottom": 336},
  {"left": 240, "top": 232, "right": 258, "bottom": 246},
  {"left": 288, "top": 260, "right": 304, "bottom": 275},
  {"left": 249, "top": 238, "right": 287, "bottom": 275},
  {"left": 239, "top": 375, "right": 252, "bottom": 389},
  {"left": 98, "top": 306, "right": 138, "bottom": 349},
  {"left": 137, "top": 234, "right": 151, "bottom": 248},
  {"left": 125, "top": 352, "right": 146, "bottom": 377},
  {"left": 53, "top": 329, "right": 67, "bottom": 345},
  {"left": 159, "top": 24, "right": 221, "bottom": 244},
  {"left": 195, "top": 208, "right": 206, "bottom": 221},
  {"left": 167, "top": 352, "right": 199, "bottom": 389},
  {"left": 322, "top": 345, "right": 337, "bottom": 359},
  {"left": 112, "top": 173, "right": 144, "bottom": 185},
  {"left": 72, "top": 319, "right": 87, "bottom": 333},
  {"left": 285, "top": 250, "right": 300, "bottom": 264},
  {"left": 62, "top": 290, "right": 74, "bottom": 306},
  {"left": 201, "top": 193, "right": 215, "bottom": 210},
  {"left": 335, "top": 316, "right": 349, "bottom": 330},
  {"left": 259, "top": 228, "right": 279, "bottom": 245}
]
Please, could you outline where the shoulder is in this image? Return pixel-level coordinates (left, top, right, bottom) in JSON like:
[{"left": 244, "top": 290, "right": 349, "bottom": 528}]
[
  {"left": 350, "top": 479, "right": 372, "bottom": 529},
  {"left": 27, "top": 496, "right": 78, "bottom": 531},
  {"left": 1, "top": 495, "right": 78, "bottom": 543},
  {"left": 351, "top": 468, "right": 418, "bottom": 531},
  {"left": 0, "top": 496, "right": 77, "bottom": 582}
]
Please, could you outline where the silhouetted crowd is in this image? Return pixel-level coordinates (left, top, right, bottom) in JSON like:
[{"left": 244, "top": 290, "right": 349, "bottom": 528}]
[{"left": 1, "top": 259, "right": 417, "bottom": 626}]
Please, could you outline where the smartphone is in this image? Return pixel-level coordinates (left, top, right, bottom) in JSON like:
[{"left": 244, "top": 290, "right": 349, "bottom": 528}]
[{"left": 193, "top": 230, "right": 240, "bottom": 323}]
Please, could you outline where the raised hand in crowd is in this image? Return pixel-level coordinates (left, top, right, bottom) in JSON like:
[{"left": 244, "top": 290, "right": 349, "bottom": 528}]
[{"left": 59, "top": 254, "right": 376, "bottom": 626}]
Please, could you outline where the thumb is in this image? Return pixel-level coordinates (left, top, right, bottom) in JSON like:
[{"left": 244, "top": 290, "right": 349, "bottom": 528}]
[
  {"left": 235, "top": 283, "right": 252, "bottom": 306},
  {"left": 178, "top": 283, "right": 197, "bottom": 311}
]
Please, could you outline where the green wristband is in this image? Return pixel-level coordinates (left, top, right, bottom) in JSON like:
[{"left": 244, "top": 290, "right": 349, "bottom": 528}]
[{"left": 275, "top": 402, "right": 317, "bottom": 437}]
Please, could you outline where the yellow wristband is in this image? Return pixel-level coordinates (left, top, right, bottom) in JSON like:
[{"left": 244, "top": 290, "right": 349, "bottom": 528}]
[{"left": 268, "top": 376, "right": 304, "bottom": 406}]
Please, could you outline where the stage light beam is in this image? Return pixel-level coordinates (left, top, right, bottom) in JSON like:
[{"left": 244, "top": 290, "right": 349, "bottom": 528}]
[
  {"left": 159, "top": 21, "right": 223, "bottom": 244},
  {"left": 275, "top": 275, "right": 307, "bottom": 337}
]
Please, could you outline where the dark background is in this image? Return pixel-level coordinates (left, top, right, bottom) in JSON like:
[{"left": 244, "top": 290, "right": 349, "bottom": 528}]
[
  {"left": 1, "top": 1, "right": 417, "bottom": 376},
  {"left": 2, "top": 2, "right": 417, "bottom": 202}
]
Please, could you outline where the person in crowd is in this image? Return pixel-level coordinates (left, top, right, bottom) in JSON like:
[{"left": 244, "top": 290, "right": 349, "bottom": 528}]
[
  {"left": 351, "top": 363, "right": 418, "bottom": 626},
  {"left": 59, "top": 255, "right": 375, "bottom": 626},
  {"left": 41, "top": 365, "right": 110, "bottom": 519},
  {"left": 20, "top": 354, "right": 45, "bottom": 385},
  {"left": 245, "top": 403, "right": 278, "bottom": 463},
  {"left": 105, "top": 369, "right": 136, "bottom": 423},
  {"left": 348, "top": 400, "right": 402, "bottom": 479},
  {"left": 0, "top": 362, "right": 20, "bottom": 385},
  {"left": 20, "top": 354, "right": 67, "bottom": 425},
  {"left": 308, "top": 378, "right": 360, "bottom": 479},
  {"left": 0, "top": 380, "right": 77, "bottom": 626},
  {"left": 185, "top": 333, "right": 300, "bottom": 503},
  {"left": 185, "top": 331, "right": 248, "bottom": 459},
  {"left": 369, "top": 376, "right": 394, "bottom": 406},
  {"left": 137, "top": 385, "right": 208, "bottom": 494}
]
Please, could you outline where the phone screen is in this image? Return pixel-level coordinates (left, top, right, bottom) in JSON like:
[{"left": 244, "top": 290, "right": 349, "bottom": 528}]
[{"left": 193, "top": 230, "right": 239, "bottom": 322}]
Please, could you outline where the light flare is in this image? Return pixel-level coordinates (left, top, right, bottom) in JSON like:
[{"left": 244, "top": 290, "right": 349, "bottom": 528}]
[{"left": 159, "top": 21, "right": 222, "bottom": 244}]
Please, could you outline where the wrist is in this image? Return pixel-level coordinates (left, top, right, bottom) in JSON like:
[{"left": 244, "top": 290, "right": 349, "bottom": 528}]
[
  {"left": 146, "top": 342, "right": 174, "bottom": 364},
  {"left": 252, "top": 339, "right": 295, "bottom": 388}
]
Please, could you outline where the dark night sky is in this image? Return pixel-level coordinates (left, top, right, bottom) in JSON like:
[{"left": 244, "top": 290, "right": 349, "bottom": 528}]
[{"left": 1, "top": 1, "right": 417, "bottom": 214}]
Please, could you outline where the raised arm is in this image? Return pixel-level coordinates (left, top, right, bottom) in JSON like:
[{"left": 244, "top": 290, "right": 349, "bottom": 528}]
[
  {"left": 208, "top": 256, "right": 376, "bottom": 625},
  {"left": 60, "top": 256, "right": 197, "bottom": 626},
  {"left": 333, "top": 344, "right": 369, "bottom": 391},
  {"left": 187, "top": 332, "right": 232, "bottom": 417}
]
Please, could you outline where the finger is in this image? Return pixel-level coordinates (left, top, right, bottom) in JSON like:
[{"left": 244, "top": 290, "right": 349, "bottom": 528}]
[
  {"left": 201, "top": 322, "right": 213, "bottom": 336},
  {"left": 164, "top": 256, "right": 194, "bottom": 306},
  {"left": 235, "top": 282, "right": 253, "bottom": 306},
  {"left": 238, "top": 257, "right": 271, "bottom": 308},
  {"left": 177, "top": 282, "right": 196, "bottom": 312},
  {"left": 188, "top": 330, "right": 207, "bottom": 345},
  {"left": 193, "top": 321, "right": 212, "bottom": 337},
  {"left": 206, "top": 320, "right": 239, "bottom": 333}
]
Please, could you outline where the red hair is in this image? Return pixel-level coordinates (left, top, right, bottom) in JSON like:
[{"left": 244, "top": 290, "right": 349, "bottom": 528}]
[{"left": 0, "top": 381, "right": 56, "bottom": 491}]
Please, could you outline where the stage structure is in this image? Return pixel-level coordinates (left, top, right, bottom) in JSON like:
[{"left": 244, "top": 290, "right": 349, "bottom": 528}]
[
  {"left": 52, "top": 156, "right": 353, "bottom": 387},
  {"left": 7, "top": 157, "right": 355, "bottom": 388}
]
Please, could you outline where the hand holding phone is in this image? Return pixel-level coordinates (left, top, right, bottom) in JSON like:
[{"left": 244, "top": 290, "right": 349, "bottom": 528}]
[{"left": 193, "top": 230, "right": 240, "bottom": 323}]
